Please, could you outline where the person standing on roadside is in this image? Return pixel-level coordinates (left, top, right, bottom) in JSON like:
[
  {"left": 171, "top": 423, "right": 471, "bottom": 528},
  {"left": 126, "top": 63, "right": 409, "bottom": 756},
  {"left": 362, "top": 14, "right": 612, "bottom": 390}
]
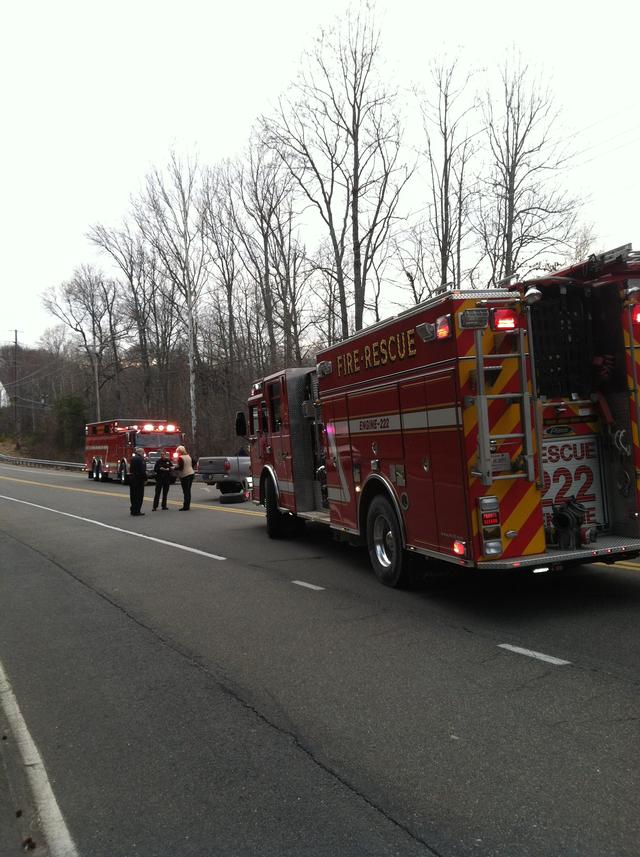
[
  {"left": 175, "top": 444, "right": 195, "bottom": 511},
  {"left": 129, "top": 447, "right": 147, "bottom": 516},
  {"left": 152, "top": 449, "right": 173, "bottom": 511}
]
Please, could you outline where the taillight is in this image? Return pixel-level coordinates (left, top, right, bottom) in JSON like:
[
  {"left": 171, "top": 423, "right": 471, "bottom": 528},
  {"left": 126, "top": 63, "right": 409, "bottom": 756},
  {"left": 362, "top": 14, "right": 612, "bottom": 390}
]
[
  {"left": 224, "top": 460, "right": 231, "bottom": 472},
  {"left": 490, "top": 308, "right": 518, "bottom": 331},
  {"left": 632, "top": 306, "right": 640, "bottom": 325},
  {"left": 453, "top": 539, "right": 466, "bottom": 556},
  {"left": 436, "top": 314, "right": 453, "bottom": 340}
]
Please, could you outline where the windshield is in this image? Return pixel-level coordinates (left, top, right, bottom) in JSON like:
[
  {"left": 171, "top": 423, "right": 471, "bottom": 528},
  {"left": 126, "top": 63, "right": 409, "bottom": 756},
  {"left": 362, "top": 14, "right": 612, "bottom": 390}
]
[{"left": 136, "top": 433, "right": 181, "bottom": 449}]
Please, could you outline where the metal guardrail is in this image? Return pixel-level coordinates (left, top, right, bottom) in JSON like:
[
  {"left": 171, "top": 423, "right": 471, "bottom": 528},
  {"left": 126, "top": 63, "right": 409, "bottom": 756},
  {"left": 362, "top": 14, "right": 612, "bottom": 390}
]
[{"left": 0, "top": 453, "right": 84, "bottom": 471}]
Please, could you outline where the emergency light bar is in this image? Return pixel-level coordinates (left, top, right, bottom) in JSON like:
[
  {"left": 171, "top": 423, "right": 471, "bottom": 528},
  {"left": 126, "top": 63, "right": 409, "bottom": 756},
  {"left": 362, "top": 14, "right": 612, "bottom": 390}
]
[
  {"left": 436, "top": 315, "right": 452, "bottom": 340},
  {"left": 490, "top": 308, "right": 518, "bottom": 331}
]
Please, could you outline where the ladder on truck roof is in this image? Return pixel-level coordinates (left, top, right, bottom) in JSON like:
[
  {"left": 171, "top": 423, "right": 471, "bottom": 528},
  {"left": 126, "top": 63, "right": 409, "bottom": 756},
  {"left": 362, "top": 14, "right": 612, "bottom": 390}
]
[{"left": 471, "top": 326, "right": 536, "bottom": 487}]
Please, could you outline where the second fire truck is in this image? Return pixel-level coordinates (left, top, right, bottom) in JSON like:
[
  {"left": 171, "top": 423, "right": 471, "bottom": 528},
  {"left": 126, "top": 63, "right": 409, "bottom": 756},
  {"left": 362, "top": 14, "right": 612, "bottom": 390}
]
[
  {"left": 239, "top": 244, "right": 640, "bottom": 585},
  {"left": 84, "top": 419, "right": 185, "bottom": 483}
]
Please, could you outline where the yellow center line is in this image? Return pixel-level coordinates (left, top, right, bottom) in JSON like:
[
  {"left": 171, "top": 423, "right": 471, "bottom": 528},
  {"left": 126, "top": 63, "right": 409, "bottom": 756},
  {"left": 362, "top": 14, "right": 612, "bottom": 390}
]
[
  {"left": 602, "top": 561, "right": 640, "bottom": 571},
  {"left": 0, "top": 475, "right": 263, "bottom": 517}
]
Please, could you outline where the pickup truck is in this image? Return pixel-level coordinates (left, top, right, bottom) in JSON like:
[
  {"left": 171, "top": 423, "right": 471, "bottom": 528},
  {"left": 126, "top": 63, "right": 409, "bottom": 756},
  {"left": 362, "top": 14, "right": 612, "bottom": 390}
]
[{"left": 195, "top": 455, "right": 252, "bottom": 503}]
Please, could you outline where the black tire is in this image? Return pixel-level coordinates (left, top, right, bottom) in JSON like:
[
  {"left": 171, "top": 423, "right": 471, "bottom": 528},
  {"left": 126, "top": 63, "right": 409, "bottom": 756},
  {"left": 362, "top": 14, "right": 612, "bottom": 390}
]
[
  {"left": 118, "top": 462, "right": 128, "bottom": 485},
  {"left": 265, "top": 476, "right": 286, "bottom": 539},
  {"left": 92, "top": 460, "right": 101, "bottom": 482},
  {"left": 366, "top": 495, "right": 409, "bottom": 587},
  {"left": 289, "top": 516, "right": 306, "bottom": 536}
]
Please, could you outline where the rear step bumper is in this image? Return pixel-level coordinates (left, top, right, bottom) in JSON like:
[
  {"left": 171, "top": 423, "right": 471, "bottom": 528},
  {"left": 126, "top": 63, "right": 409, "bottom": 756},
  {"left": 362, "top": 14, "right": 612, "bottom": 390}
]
[{"left": 477, "top": 535, "right": 640, "bottom": 569}]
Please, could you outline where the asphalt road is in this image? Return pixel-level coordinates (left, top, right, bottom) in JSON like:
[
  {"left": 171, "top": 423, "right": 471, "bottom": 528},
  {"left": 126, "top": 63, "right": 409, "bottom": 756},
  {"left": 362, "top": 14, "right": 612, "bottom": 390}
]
[{"left": 0, "top": 462, "right": 638, "bottom": 857}]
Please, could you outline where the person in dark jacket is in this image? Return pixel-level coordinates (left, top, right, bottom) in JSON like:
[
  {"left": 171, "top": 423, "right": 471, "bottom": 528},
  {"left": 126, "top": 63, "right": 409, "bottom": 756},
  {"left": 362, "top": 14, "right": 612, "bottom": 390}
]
[
  {"left": 129, "top": 447, "right": 147, "bottom": 516},
  {"left": 152, "top": 450, "right": 173, "bottom": 511}
]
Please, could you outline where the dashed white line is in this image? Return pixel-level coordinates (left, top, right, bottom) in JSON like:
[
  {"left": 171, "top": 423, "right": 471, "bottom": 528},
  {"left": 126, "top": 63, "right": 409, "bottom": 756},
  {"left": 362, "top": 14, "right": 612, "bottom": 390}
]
[
  {"left": 292, "top": 580, "right": 325, "bottom": 591},
  {"left": 498, "top": 643, "right": 570, "bottom": 666},
  {"left": 0, "top": 495, "right": 226, "bottom": 561},
  {"left": 0, "top": 657, "right": 80, "bottom": 857}
]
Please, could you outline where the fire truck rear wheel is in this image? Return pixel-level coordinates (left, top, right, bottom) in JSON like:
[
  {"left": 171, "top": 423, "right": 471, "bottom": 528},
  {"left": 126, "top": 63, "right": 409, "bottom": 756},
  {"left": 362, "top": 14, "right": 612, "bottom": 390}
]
[
  {"left": 92, "top": 460, "right": 101, "bottom": 481},
  {"left": 366, "top": 496, "right": 408, "bottom": 588},
  {"left": 265, "top": 477, "right": 285, "bottom": 538},
  {"left": 118, "top": 462, "right": 128, "bottom": 484}
]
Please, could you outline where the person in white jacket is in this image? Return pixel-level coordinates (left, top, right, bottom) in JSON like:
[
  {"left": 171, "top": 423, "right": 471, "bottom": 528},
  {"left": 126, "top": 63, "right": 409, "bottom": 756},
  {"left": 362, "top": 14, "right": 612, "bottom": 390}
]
[{"left": 175, "top": 445, "right": 195, "bottom": 510}]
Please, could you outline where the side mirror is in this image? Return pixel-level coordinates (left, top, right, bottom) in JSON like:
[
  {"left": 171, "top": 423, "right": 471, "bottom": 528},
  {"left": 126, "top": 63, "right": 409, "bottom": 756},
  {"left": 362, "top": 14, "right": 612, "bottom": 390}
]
[{"left": 235, "top": 410, "right": 247, "bottom": 437}]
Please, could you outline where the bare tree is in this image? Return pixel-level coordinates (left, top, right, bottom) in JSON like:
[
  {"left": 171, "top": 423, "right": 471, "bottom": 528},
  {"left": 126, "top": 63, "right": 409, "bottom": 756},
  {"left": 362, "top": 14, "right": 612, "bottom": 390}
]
[
  {"left": 133, "top": 151, "right": 208, "bottom": 448},
  {"left": 269, "top": 203, "right": 313, "bottom": 365},
  {"left": 419, "top": 60, "right": 477, "bottom": 288},
  {"left": 43, "top": 266, "right": 125, "bottom": 420},
  {"left": 201, "top": 164, "right": 242, "bottom": 407},
  {"left": 234, "top": 144, "right": 291, "bottom": 366},
  {"left": 263, "top": 4, "right": 409, "bottom": 336},
  {"left": 477, "top": 57, "right": 579, "bottom": 285},
  {"left": 88, "top": 220, "right": 159, "bottom": 411}
]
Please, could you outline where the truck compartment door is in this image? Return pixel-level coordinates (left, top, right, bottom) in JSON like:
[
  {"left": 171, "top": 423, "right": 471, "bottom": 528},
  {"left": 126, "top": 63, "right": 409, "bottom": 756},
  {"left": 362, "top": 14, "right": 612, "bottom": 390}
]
[{"left": 399, "top": 380, "right": 439, "bottom": 551}]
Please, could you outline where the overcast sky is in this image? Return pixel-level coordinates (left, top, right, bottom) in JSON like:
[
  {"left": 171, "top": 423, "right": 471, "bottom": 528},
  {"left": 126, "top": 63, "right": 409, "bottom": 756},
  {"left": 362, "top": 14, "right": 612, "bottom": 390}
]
[{"left": 3, "top": 0, "right": 639, "bottom": 347}]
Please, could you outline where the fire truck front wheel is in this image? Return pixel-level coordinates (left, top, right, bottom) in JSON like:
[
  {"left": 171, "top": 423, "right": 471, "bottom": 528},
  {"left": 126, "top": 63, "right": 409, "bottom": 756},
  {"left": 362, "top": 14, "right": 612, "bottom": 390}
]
[
  {"left": 366, "top": 496, "right": 409, "bottom": 588},
  {"left": 265, "top": 476, "right": 285, "bottom": 538}
]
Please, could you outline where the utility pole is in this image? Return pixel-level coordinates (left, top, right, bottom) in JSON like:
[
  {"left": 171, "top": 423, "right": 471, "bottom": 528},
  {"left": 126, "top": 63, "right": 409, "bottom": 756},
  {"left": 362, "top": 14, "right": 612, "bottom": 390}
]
[{"left": 11, "top": 329, "right": 21, "bottom": 449}]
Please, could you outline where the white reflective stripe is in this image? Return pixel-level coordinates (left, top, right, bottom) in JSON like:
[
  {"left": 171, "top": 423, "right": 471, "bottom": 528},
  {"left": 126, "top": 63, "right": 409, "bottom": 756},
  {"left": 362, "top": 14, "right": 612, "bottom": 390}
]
[
  {"left": 427, "top": 406, "right": 461, "bottom": 428},
  {"left": 401, "top": 411, "right": 427, "bottom": 430},
  {"left": 349, "top": 414, "right": 402, "bottom": 433},
  {"left": 402, "top": 407, "right": 460, "bottom": 430},
  {"left": 278, "top": 479, "right": 295, "bottom": 493}
]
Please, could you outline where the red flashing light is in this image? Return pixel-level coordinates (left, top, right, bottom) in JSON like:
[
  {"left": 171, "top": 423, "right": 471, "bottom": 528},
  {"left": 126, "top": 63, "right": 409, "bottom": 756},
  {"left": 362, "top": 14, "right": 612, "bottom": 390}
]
[
  {"left": 453, "top": 539, "right": 466, "bottom": 556},
  {"left": 436, "top": 315, "right": 453, "bottom": 340},
  {"left": 632, "top": 306, "right": 640, "bottom": 325},
  {"left": 481, "top": 511, "right": 500, "bottom": 527},
  {"left": 491, "top": 308, "right": 518, "bottom": 331}
]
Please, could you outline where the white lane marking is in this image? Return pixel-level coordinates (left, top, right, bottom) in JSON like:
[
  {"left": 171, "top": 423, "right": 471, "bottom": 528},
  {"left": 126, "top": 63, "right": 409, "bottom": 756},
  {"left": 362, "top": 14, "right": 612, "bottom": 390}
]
[
  {"left": 498, "top": 643, "right": 570, "bottom": 666},
  {"left": 0, "top": 657, "right": 80, "bottom": 857},
  {"left": 0, "top": 495, "right": 226, "bottom": 561},
  {"left": 292, "top": 580, "right": 325, "bottom": 591}
]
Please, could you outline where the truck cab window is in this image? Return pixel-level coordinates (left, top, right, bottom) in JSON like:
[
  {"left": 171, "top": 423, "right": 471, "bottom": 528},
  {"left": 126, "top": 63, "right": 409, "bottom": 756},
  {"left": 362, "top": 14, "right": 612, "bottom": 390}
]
[
  {"left": 249, "top": 405, "right": 259, "bottom": 436},
  {"left": 269, "top": 382, "right": 282, "bottom": 431},
  {"left": 260, "top": 402, "right": 268, "bottom": 432}
]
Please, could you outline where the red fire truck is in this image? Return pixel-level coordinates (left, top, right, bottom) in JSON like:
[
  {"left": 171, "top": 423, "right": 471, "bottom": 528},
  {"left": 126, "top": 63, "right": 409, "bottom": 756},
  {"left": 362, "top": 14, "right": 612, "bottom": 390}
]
[
  {"left": 239, "top": 243, "right": 640, "bottom": 585},
  {"left": 84, "top": 419, "right": 185, "bottom": 483}
]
